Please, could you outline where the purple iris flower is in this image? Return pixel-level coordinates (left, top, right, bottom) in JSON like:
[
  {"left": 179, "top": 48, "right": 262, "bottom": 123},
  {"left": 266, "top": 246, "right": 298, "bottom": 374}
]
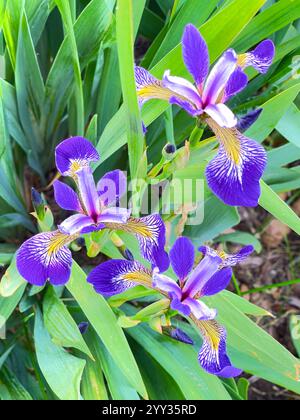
[
  {"left": 135, "top": 24, "right": 275, "bottom": 207},
  {"left": 16, "top": 137, "right": 166, "bottom": 286},
  {"left": 87, "top": 236, "right": 254, "bottom": 378}
]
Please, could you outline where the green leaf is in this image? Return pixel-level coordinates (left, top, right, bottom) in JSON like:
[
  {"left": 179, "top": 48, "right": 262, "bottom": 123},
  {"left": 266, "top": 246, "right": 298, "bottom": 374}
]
[
  {"left": 290, "top": 315, "right": 300, "bottom": 358},
  {"left": 116, "top": 0, "right": 144, "bottom": 178},
  {"left": 0, "top": 255, "right": 26, "bottom": 298},
  {"left": 34, "top": 308, "right": 86, "bottom": 401},
  {"left": 54, "top": 0, "right": 84, "bottom": 135},
  {"left": 44, "top": 0, "right": 113, "bottom": 140},
  {"left": 87, "top": 328, "right": 139, "bottom": 400},
  {"left": 0, "top": 282, "right": 26, "bottom": 327},
  {"left": 43, "top": 286, "right": 93, "bottom": 359},
  {"left": 0, "top": 367, "right": 33, "bottom": 400},
  {"left": 66, "top": 262, "right": 147, "bottom": 399},
  {"left": 246, "top": 83, "right": 300, "bottom": 143},
  {"left": 276, "top": 103, "right": 300, "bottom": 148},
  {"left": 259, "top": 180, "right": 300, "bottom": 236},
  {"left": 233, "top": 0, "right": 300, "bottom": 51},
  {"left": 215, "top": 231, "right": 262, "bottom": 253}
]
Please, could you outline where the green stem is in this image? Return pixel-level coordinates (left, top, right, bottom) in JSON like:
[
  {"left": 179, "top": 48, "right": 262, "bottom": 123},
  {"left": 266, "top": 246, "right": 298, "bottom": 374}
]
[
  {"left": 232, "top": 272, "right": 242, "bottom": 297},
  {"left": 189, "top": 124, "right": 205, "bottom": 148},
  {"left": 164, "top": 106, "right": 175, "bottom": 145},
  {"left": 241, "top": 279, "right": 300, "bottom": 296}
]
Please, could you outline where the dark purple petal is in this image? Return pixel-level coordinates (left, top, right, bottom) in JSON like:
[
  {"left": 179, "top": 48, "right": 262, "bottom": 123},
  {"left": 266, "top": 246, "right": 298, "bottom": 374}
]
[
  {"left": 169, "top": 237, "right": 195, "bottom": 281},
  {"left": 169, "top": 96, "right": 202, "bottom": 117},
  {"left": 200, "top": 267, "right": 233, "bottom": 297},
  {"left": 237, "top": 108, "right": 263, "bottom": 132},
  {"left": 58, "top": 214, "right": 94, "bottom": 235},
  {"left": 240, "top": 40, "right": 275, "bottom": 74},
  {"left": 53, "top": 180, "right": 82, "bottom": 212},
  {"left": 135, "top": 66, "right": 173, "bottom": 106},
  {"left": 162, "top": 71, "right": 202, "bottom": 109},
  {"left": 223, "top": 68, "right": 248, "bottom": 102},
  {"left": 87, "top": 260, "right": 152, "bottom": 296},
  {"left": 182, "top": 24, "right": 209, "bottom": 89},
  {"left": 55, "top": 137, "right": 99, "bottom": 176},
  {"left": 152, "top": 269, "right": 182, "bottom": 298},
  {"left": 170, "top": 294, "right": 191, "bottom": 316},
  {"left": 205, "top": 103, "right": 237, "bottom": 128},
  {"left": 167, "top": 327, "right": 194, "bottom": 345},
  {"left": 78, "top": 322, "right": 89, "bottom": 335},
  {"left": 98, "top": 207, "right": 131, "bottom": 224},
  {"left": 97, "top": 170, "right": 127, "bottom": 207},
  {"left": 223, "top": 245, "right": 254, "bottom": 267},
  {"left": 197, "top": 320, "right": 242, "bottom": 378},
  {"left": 105, "top": 214, "right": 167, "bottom": 271},
  {"left": 16, "top": 231, "right": 72, "bottom": 286},
  {"left": 202, "top": 49, "right": 237, "bottom": 105},
  {"left": 183, "top": 297, "right": 217, "bottom": 320},
  {"left": 152, "top": 250, "right": 170, "bottom": 273},
  {"left": 76, "top": 167, "right": 101, "bottom": 218},
  {"left": 182, "top": 253, "right": 222, "bottom": 298},
  {"left": 206, "top": 125, "right": 267, "bottom": 207}
]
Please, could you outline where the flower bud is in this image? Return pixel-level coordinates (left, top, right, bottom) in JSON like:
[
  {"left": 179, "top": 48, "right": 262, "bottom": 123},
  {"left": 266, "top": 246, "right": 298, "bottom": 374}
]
[{"left": 31, "top": 188, "right": 45, "bottom": 221}]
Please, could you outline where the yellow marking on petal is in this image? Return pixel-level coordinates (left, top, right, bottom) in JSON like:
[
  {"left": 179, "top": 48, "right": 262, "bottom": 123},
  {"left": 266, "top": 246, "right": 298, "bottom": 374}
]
[
  {"left": 217, "top": 250, "right": 227, "bottom": 260},
  {"left": 47, "top": 232, "right": 78, "bottom": 256},
  {"left": 105, "top": 219, "right": 153, "bottom": 238},
  {"left": 138, "top": 84, "right": 173, "bottom": 102},
  {"left": 194, "top": 319, "right": 222, "bottom": 351},
  {"left": 206, "top": 118, "right": 242, "bottom": 165},
  {"left": 70, "top": 160, "right": 82, "bottom": 172},
  {"left": 123, "top": 271, "right": 153, "bottom": 287},
  {"left": 237, "top": 53, "right": 248, "bottom": 69}
]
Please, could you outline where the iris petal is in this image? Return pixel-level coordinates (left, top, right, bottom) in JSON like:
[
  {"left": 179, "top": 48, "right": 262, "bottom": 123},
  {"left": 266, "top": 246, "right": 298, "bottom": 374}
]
[
  {"left": 206, "top": 121, "right": 267, "bottom": 207},
  {"left": 104, "top": 214, "right": 167, "bottom": 272},
  {"left": 58, "top": 214, "right": 95, "bottom": 235},
  {"left": 196, "top": 319, "right": 242, "bottom": 378},
  {"left": 97, "top": 170, "right": 127, "bottom": 207},
  {"left": 205, "top": 104, "right": 237, "bottom": 128},
  {"left": 87, "top": 259, "right": 152, "bottom": 296},
  {"left": 182, "top": 24, "right": 209, "bottom": 89},
  {"left": 16, "top": 231, "right": 73, "bottom": 286},
  {"left": 135, "top": 66, "right": 174, "bottom": 105},
  {"left": 169, "top": 237, "right": 195, "bottom": 281},
  {"left": 55, "top": 137, "right": 99, "bottom": 176},
  {"left": 53, "top": 180, "right": 82, "bottom": 212},
  {"left": 76, "top": 167, "right": 101, "bottom": 218},
  {"left": 238, "top": 40, "right": 275, "bottom": 74}
]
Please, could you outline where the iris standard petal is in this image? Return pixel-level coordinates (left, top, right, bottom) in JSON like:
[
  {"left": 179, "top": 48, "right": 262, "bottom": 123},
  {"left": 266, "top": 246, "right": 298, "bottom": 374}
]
[
  {"left": 223, "top": 68, "right": 248, "bottom": 102},
  {"left": 182, "top": 24, "right": 209, "bottom": 89},
  {"left": 55, "top": 137, "right": 100, "bottom": 176},
  {"left": 196, "top": 319, "right": 242, "bottom": 378},
  {"left": 182, "top": 253, "right": 222, "bottom": 298},
  {"left": 53, "top": 180, "right": 82, "bottom": 212},
  {"left": 200, "top": 267, "right": 233, "bottom": 297},
  {"left": 169, "top": 96, "right": 202, "bottom": 117},
  {"left": 76, "top": 167, "right": 101, "bottom": 218},
  {"left": 169, "top": 237, "right": 195, "bottom": 281},
  {"left": 58, "top": 214, "right": 95, "bottom": 235},
  {"left": 97, "top": 170, "right": 127, "bottom": 207},
  {"left": 104, "top": 214, "right": 166, "bottom": 271},
  {"left": 162, "top": 70, "right": 202, "bottom": 109},
  {"left": 98, "top": 207, "right": 131, "bottom": 224},
  {"left": 170, "top": 295, "right": 191, "bottom": 317},
  {"left": 222, "top": 245, "right": 254, "bottom": 267},
  {"left": 16, "top": 231, "right": 73, "bottom": 286},
  {"left": 202, "top": 49, "right": 237, "bottom": 105},
  {"left": 152, "top": 269, "right": 182, "bottom": 299},
  {"left": 238, "top": 39, "right": 275, "bottom": 74},
  {"left": 205, "top": 104, "right": 237, "bottom": 128},
  {"left": 87, "top": 259, "right": 152, "bottom": 296},
  {"left": 237, "top": 108, "right": 263, "bottom": 132},
  {"left": 205, "top": 121, "right": 267, "bottom": 207},
  {"left": 183, "top": 297, "right": 217, "bottom": 320},
  {"left": 135, "top": 66, "right": 174, "bottom": 105}
]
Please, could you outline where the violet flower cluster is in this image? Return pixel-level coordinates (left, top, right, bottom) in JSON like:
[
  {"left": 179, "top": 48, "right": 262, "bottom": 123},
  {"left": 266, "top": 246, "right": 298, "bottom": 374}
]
[
  {"left": 17, "top": 137, "right": 166, "bottom": 286},
  {"left": 88, "top": 237, "right": 254, "bottom": 378},
  {"left": 135, "top": 24, "right": 275, "bottom": 207}
]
